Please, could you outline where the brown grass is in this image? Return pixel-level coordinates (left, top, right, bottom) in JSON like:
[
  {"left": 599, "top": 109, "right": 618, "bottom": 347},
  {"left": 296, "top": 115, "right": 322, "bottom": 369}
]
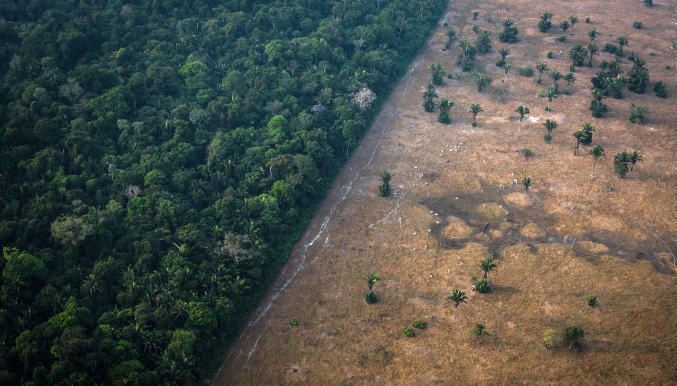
[{"left": 213, "top": 0, "right": 677, "bottom": 384}]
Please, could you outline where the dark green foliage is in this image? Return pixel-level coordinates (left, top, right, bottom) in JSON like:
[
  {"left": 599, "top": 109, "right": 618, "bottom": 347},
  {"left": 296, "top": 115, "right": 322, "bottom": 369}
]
[
  {"left": 290, "top": 320, "right": 299, "bottom": 327},
  {"left": 379, "top": 171, "right": 393, "bottom": 197},
  {"left": 429, "top": 63, "right": 446, "bottom": 86},
  {"left": 586, "top": 17, "right": 591, "bottom": 23},
  {"left": 547, "top": 51, "right": 554, "bottom": 59},
  {"left": 633, "top": 21, "right": 643, "bottom": 29},
  {"left": 423, "top": 84, "right": 439, "bottom": 112},
  {"left": 499, "top": 19, "right": 519, "bottom": 43},
  {"left": 538, "top": 13, "right": 553, "bottom": 33},
  {"left": 580, "top": 123, "right": 596, "bottom": 145},
  {"left": 604, "top": 43, "right": 622, "bottom": 57},
  {"left": 496, "top": 60, "right": 507, "bottom": 68},
  {"left": 564, "top": 326, "right": 584, "bottom": 349},
  {"left": 473, "top": 11, "right": 480, "bottom": 20},
  {"left": 589, "top": 100, "right": 608, "bottom": 118},
  {"left": 0, "top": 0, "right": 447, "bottom": 383},
  {"left": 413, "top": 321, "right": 427, "bottom": 329},
  {"left": 519, "top": 68, "right": 534, "bottom": 77},
  {"left": 365, "top": 291, "right": 379, "bottom": 304},
  {"left": 544, "top": 134, "right": 553, "bottom": 142},
  {"left": 558, "top": 35, "right": 567, "bottom": 42},
  {"left": 472, "top": 323, "right": 488, "bottom": 336},
  {"left": 629, "top": 103, "right": 649, "bottom": 124},
  {"left": 587, "top": 295, "right": 597, "bottom": 307},
  {"left": 438, "top": 99, "right": 454, "bottom": 124},
  {"left": 448, "top": 289, "right": 468, "bottom": 308},
  {"left": 614, "top": 152, "right": 632, "bottom": 177},
  {"left": 654, "top": 81, "right": 667, "bottom": 98},
  {"left": 458, "top": 40, "right": 477, "bottom": 71},
  {"left": 476, "top": 279, "right": 491, "bottom": 293},
  {"left": 569, "top": 44, "right": 588, "bottom": 67},
  {"left": 644, "top": 0, "right": 653, "bottom": 7},
  {"left": 472, "top": 72, "right": 493, "bottom": 92},
  {"left": 475, "top": 31, "right": 493, "bottom": 53},
  {"left": 402, "top": 327, "right": 415, "bottom": 337}
]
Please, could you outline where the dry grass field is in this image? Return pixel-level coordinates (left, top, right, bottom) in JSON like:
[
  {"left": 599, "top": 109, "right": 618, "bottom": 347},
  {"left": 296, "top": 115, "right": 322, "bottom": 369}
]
[{"left": 213, "top": 0, "right": 677, "bottom": 384}]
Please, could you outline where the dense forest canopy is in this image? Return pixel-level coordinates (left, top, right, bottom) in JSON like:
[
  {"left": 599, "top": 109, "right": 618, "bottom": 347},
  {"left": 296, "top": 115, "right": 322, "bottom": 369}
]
[{"left": 0, "top": 0, "right": 445, "bottom": 384}]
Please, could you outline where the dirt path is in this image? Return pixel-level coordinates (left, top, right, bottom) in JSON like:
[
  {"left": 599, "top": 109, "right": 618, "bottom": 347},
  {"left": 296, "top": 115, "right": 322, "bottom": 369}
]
[{"left": 213, "top": 0, "right": 677, "bottom": 383}]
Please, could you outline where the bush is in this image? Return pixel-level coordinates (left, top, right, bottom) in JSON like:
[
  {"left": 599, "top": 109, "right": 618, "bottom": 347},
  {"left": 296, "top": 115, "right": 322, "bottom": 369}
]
[
  {"left": 547, "top": 51, "right": 554, "bottom": 59},
  {"left": 521, "top": 148, "right": 533, "bottom": 158},
  {"left": 544, "top": 134, "right": 552, "bottom": 142},
  {"left": 654, "top": 81, "right": 667, "bottom": 98},
  {"left": 447, "top": 73, "right": 453, "bottom": 79},
  {"left": 365, "top": 291, "right": 379, "bottom": 304},
  {"left": 476, "top": 279, "right": 491, "bottom": 293},
  {"left": 289, "top": 320, "right": 299, "bottom": 327},
  {"left": 587, "top": 295, "right": 597, "bottom": 307},
  {"left": 438, "top": 112, "right": 451, "bottom": 124},
  {"left": 644, "top": 0, "right": 653, "bottom": 6},
  {"left": 542, "top": 329, "right": 563, "bottom": 349},
  {"left": 585, "top": 17, "right": 590, "bottom": 23},
  {"left": 537, "top": 88, "right": 547, "bottom": 98},
  {"left": 519, "top": 67, "right": 533, "bottom": 76},
  {"left": 545, "top": 106, "right": 551, "bottom": 111},
  {"left": 629, "top": 103, "right": 648, "bottom": 124},
  {"left": 558, "top": 35, "right": 566, "bottom": 42},
  {"left": 412, "top": 321, "right": 427, "bottom": 329},
  {"left": 495, "top": 60, "right": 506, "bottom": 68},
  {"left": 471, "top": 323, "right": 488, "bottom": 336},
  {"left": 402, "top": 327, "right": 415, "bottom": 337},
  {"left": 633, "top": 21, "right": 642, "bottom": 29}
]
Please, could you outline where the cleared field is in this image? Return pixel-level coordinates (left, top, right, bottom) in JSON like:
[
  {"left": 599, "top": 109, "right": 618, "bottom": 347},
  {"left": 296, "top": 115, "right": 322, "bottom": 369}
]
[{"left": 214, "top": 0, "right": 677, "bottom": 384}]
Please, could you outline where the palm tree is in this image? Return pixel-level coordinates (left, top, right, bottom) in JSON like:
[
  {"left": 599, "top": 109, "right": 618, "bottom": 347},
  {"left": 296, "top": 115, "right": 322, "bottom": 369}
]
[
  {"left": 379, "top": 171, "right": 392, "bottom": 196},
  {"left": 447, "top": 289, "right": 468, "bottom": 308},
  {"left": 629, "top": 151, "right": 643, "bottom": 172},
  {"left": 560, "top": 20, "right": 570, "bottom": 32},
  {"left": 568, "top": 44, "right": 587, "bottom": 67},
  {"left": 569, "top": 15, "right": 579, "bottom": 30},
  {"left": 522, "top": 177, "right": 532, "bottom": 191},
  {"left": 543, "top": 118, "right": 558, "bottom": 134},
  {"left": 573, "top": 129, "right": 586, "bottom": 153},
  {"left": 480, "top": 259, "right": 497, "bottom": 278},
  {"left": 589, "top": 145, "right": 604, "bottom": 175},
  {"left": 429, "top": 63, "right": 445, "bottom": 85},
  {"left": 591, "top": 88, "right": 606, "bottom": 103},
  {"left": 446, "top": 27, "right": 458, "bottom": 46},
  {"left": 588, "top": 43, "right": 597, "bottom": 67},
  {"left": 549, "top": 70, "right": 562, "bottom": 85},
  {"left": 616, "top": 36, "right": 628, "bottom": 50},
  {"left": 499, "top": 47, "right": 510, "bottom": 60},
  {"left": 469, "top": 103, "right": 483, "bottom": 126},
  {"left": 564, "top": 72, "right": 576, "bottom": 88},
  {"left": 423, "top": 84, "right": 438, "bottom": 112},
  {"left": 581, "top": 122, "right": 595, "bottom": 144},
  {"left": 546, "top": 86, "right": 558, "bottom": 102},
  {"left": 502, "top": 63, "right": 511, "bottom": 75},
  {"left": 515, "top": 105, "right": 530, "bottom": 122},
  {"left": 364, "top": 272, "right": 380, "bottom": 291},
  {"left": 438, "top": 98, "right": 454, "bottom": 124},
  {"left": 587, "top": 29, "right": 599, "bottom": 41},
  {"left": 536, "top": 62, "right": 548, "bottom": 81},
  {"left": 614, "top": 152, "right": 632, "bottom": 178}
]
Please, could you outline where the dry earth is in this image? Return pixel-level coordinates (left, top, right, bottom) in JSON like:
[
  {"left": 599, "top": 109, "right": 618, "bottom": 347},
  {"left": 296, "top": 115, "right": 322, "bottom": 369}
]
[{"left": 213, "top": 0, "right": 677, "bottom": 384}]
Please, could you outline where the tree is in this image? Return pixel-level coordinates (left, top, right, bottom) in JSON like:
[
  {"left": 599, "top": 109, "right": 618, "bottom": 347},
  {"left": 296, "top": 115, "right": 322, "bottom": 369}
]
[
  {"left": 428, "top": 63, "right": 445, "bottom": 85},
  {"left": 438, "top": 99, "right": 454, "bottom": 124},
  {"left": 502, "top": 63, "right": 512, "bottom": 76},
  {"left": 458, "top": 40, "right": 477, "bottom": 71},
  {"left": 589, "top": 145, "right": 605, "bottom": 176},
  {"left": 423, "top": 84, "right": 438, "bottom": 112},
  {"left": 446, "top": 28, "right": 458, "bottom": 46},
  {"left": 475, "top": 31, "right": 492, "bottom": 53},
  {"left": 543, "top": 119, "right": 558, "bottom": 135},
  {"left": 614, "top": 152, "right": 632, "bottom": 177},
  {"left": 222, "top": 70, "right": 246, "bottom": 100},
  {"left": 472, "top": 323, "right": 487, "bottom": 336},
  {"left": 499, "top": 19, "right": 519, "bottom": 43},
  {"left": 516, "top": 105, "right": 530, "bottom": 122},
  {"left": 560, "top": 20, "right": 570, "bottom": 32},
  {"left": 573, "top": 130, "right": 587, "bottom": 153},
  {"left": 549, "top": 70, "right": 562, "bottom": 85},
  {"left": 616, "top": 36, "right": 628, "bottom": 53},
  {"left": 543, "top": 329, "right": 563, "bottom": 350},
  {"left": 587, "top": 29, "right": 599, "bottom": 41},
  {"left": 564, "top": 72, "right": 576, "bottom": 88},
  {"left": 448, "top": 289, "right": 468, "bottom": 308},
  {"left": 522, "top": 177, "right": 532, "bottom": 191},
  {"left": 538, "top": 13, "right": 553, "bottom": 33},
  {"left": 587, "top": 43, "right": 598, "bottom": 67},
  {"left": 469, "top": 104, "right": 483, "bottom": 126},
  {"left": 499, "top": 47, "right": 510, "bottom": 61},
  {"left": 654, "top": 81, "right": 667, "bottom": 98},
  {"left": 589, "top": 88, "right": 608, "bottom": 118},
  {"left": 569, "top": 16, "right": 579, "bottom": 30},
  {"left": 480, "top": 259, "right": 497, "bottom": 278},
  {"left": 364, "top": 272, "right": 380, "bottom": 290},
  {"left": 471, "top": 71, "right": 492, "bottom": 92},
  {"left": 379, "top": 171, "right": 392, "bottom": 197},
  {"left": 564, "top": 326, "right": 584, "bottom": 349},
  {"left": 580, "top": 123, "right": 596, "bottom": 144},
  {"left": 568, "top": 44, "right": 587, "bottom": 67},
  {"left": 628, "top": 63, "right": 649, "bottom": 94},
  {"left": 629, "top": 103, "right": 649, "bottom": 124},
  {"left": 609, "top": 77, "right": 627, "bottom": 99},
  {"left": 536, "top": 63, "right": 548, "bottom": 81},
  {"left": 629, "top": 151, "right": 643, "bottom": 172},
  {"left": 546, "top": 87, "right": 558, "bottom": 102},
  {"left": 51, "top": 216, "right": 94, "bottom": 248}
]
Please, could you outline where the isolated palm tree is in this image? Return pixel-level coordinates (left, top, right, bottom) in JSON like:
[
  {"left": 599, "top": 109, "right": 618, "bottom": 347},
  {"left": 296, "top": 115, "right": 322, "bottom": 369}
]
[
  {"left": 564, "top": 72, "right": 576, "bottom": 88},
  {"left": 573, "top": 129, "right": 586, "bottom": 153},
  {"left": 480, "top": 259, "right": 497, "bottom": 279},
  {"left": 516, "top": 105, "right": 530, "bottom": 122},
  {"left": 437, "top": 98, "right": 454, "bottom": 124},
  {"left": 522, "top": 177, "right": 532, "bottom": 191},
  {"left": 589, "top": 145, "right": 604, "bottom": 175},
  {"left": 543, "top": 118, "right": 558, "bottom": 134},
  {"left": 616, "top": 36, "right": 628, "bottom": 49},
  {"left": 448, "top": 289, "right": 468, "bottom": 308},
  {"left": 569, "top": 15, "right": 579, "bottom": 30},
  {"left": 568, "top": 44, "right": 587, "bottom": 67},
  {"left": 588, "top": 43, "right": 597, "bottom": 67},
  {"left": 614, "top": 152, "right": 632, "bottom": 178},
  {"left": 469, "top": 103, "right": 483, "bottom": 126},
  {"left": 502, "top": 63, "right": 511, "bottom": 75},
  {"left": 587, "top": 29, "right": 599, "bottom": 41},
  {"left": 536, "top": 62, "right": 548, "bottom": 81},
  {"left": 364, "top": 272, "right": 380, "bottom": 291},
  {"left": 560, "top": 20, "right": 570, "bottom": 32}
]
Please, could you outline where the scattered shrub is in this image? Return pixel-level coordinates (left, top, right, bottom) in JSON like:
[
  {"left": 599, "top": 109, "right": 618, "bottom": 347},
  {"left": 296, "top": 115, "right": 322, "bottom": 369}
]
[
  {"left": 544, "top": 134, "right": 552, "bottom": 142},
  {"left": 519, "top": 67, "right": 533, "bottom": 76},
  {"left": 558, "top": 35, "right": 566, "bottom": 42},
  {"left": 545, "top": 106, "right": 551, "bottom": 111},
  {"left": 587, "top": 295, "right": 597, "bottom": 307},
  {"left": 585, "top": 17, "right": 590, "bottom": 23},
  {"left": 413, "top": 321, "right": 427, "bottom": 329},
  {"left": 654, "top": 81, "right": 667, "bottom": 97},
  {"left": 633, "top": 21, "right": 642, "bottom": 29},
  {"left": 547, "top": 51, "right": 554, "bottom": 59},
  {"left": 402, "top": 327, "right": 415, "bottom": 337},
  {"left": 537, "top": 88, "right": 547, "bottom": 98},
  {"left": 290, "top": 320, "right": 299, "bottom": 327},
  {"left": 629, "top": 103, "right": 649, "bottom": 124},
  {"left": 521, "top": 148, "right": 533, "bottom": 158},
  {"left": 495, "top": 59, "right": 506, "bottom": 68},
  {"left": 471, "top": 323, "right": 488, "bottom": 336},
  {"left": 473, "top": 11, "right": 479, "bottom": 20},
  {"left": 365, "top": 291, "right": 379, "bottom": 304},
  {"left": 542, "top": 329, "right": 563, "bottom": 349},
  {"left": 476, "top": 279, "right": 491, "bottom": 293},
  {"left": 644, "top": 0, "right": 653, "bottom": 6}
]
